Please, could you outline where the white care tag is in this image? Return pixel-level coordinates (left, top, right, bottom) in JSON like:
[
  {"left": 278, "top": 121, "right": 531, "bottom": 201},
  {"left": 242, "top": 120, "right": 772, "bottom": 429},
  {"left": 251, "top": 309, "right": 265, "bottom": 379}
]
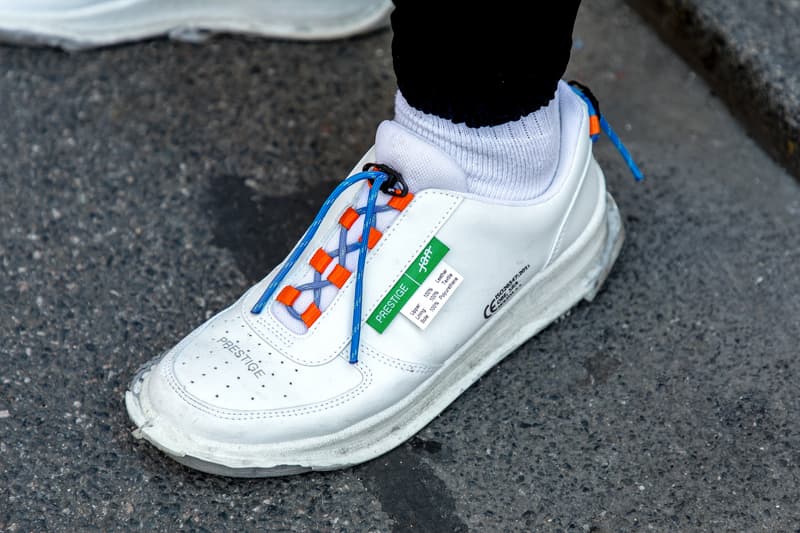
[{"left": 400, "top": 260, "right": 463, "bottom": 330}]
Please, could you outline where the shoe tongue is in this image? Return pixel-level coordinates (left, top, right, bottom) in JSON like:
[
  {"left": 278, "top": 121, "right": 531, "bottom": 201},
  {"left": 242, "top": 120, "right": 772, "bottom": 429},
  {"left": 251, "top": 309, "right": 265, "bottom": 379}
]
[{"left": 374, "top": 120, "right": 468, "bottom": 193}]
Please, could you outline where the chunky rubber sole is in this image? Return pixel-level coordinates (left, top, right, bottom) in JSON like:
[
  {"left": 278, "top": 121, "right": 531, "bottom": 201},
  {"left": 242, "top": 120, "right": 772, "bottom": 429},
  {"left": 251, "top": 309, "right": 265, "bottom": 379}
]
[
  {"left": 0, "top": 0, "right": 392, "bottom": 50},
  {"left": 126, "top": 190, "right": 624, "bottom": 477}
]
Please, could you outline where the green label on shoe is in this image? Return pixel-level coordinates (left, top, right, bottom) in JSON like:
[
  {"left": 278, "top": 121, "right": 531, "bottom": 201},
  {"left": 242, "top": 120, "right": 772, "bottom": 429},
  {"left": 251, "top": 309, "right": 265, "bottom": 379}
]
[{"left": 367, "top": 237, "right": 450, "bottom": 333}]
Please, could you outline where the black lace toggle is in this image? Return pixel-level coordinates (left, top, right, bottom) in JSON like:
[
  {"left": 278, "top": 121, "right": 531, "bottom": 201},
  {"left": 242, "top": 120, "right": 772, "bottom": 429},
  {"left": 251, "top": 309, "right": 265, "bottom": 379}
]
[{"left": 363, "top": 163, "right": 409, "bottom": 197}]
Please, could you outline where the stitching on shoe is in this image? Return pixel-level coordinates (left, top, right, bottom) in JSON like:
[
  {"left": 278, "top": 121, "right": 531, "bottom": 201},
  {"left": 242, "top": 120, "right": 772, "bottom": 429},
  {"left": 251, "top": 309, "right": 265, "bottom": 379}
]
[
  {"left": 546, "top": 118, "right": 594, "bottom": 267},
  {"left": 258, "top": 310, "right": 298, "bottom": 348},
  {"left": 162, "top": 348, "right": 374, "bottom": 420},
  {"left": 358, "top": 343, "right": 438, "bottom": 374}
]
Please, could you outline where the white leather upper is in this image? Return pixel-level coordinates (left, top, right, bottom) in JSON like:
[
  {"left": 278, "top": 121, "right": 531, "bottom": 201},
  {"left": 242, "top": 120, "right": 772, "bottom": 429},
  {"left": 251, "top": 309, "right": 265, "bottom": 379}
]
[{"left": 145, "top": 84, "right": 607, "bottom": 444}]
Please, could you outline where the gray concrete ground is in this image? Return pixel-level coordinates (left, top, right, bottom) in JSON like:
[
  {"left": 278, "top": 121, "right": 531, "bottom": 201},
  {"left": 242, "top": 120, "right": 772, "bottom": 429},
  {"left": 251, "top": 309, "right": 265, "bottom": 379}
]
[
  {"left": 2, "top": 0, "right": 800, "bottom": 530},
  {"left": 629, "top": 0, "right": 800, "bottom": 180}
]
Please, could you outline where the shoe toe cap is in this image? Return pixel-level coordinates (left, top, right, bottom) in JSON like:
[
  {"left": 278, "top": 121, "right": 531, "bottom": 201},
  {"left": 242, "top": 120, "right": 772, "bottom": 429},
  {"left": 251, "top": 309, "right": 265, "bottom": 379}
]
[{"left": 129, "top": 306, "right": 367, "bottom": 445}]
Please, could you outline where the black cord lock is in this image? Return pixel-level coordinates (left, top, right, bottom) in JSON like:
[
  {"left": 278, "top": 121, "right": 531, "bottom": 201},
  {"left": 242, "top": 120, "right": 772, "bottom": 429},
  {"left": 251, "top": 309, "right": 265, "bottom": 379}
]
[{"left": 363, "top": 163, "right": 409, "bottom": 197}]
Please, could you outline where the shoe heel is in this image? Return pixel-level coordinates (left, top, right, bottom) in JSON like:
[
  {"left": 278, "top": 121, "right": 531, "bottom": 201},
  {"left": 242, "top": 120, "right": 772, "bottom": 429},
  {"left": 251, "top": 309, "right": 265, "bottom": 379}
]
[{"left": 584, "top": 193, "right": 625, "bottom": 302}]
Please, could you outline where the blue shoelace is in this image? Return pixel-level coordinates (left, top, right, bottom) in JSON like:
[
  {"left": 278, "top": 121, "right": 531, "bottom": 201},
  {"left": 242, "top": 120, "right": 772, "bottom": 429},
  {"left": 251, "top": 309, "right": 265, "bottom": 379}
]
[
  {"left": 569, "top": 81, "right": 644, "bottom": 181},
  {"left": 250, "top": 167, "right": 403, "bottom": 364},
  {"left": 251, "top": 84, "right": 643, "bottom": 365}
]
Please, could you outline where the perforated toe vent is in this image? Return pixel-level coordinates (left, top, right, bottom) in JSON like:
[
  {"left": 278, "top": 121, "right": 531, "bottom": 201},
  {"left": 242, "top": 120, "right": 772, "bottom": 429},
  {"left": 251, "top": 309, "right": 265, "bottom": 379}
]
[{"left": 171, "top": 311, "right": 362, "bottom": 412}]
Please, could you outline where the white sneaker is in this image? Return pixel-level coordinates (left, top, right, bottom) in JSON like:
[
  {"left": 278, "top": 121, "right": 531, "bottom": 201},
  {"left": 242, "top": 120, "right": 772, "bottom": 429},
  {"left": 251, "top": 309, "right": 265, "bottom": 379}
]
[
  {"left": 126, "top": 81, "right": 635, "bottom": 477},
  {"left": 0, "top": 0, "right": 392, "bottom": 50}
]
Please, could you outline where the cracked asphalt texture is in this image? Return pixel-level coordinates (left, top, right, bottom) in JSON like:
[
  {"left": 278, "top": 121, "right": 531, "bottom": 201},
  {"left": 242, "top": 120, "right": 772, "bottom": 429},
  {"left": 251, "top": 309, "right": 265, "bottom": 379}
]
[{"left": 2, "top": 0, "right": 800, "bottom": 530}]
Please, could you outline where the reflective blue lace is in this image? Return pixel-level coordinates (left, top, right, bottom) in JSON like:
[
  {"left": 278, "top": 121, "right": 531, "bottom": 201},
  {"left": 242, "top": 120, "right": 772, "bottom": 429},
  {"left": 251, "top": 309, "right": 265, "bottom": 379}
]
[
  {"left": 250, "top": 170, "right": 390, "bottom": 364},
  {"left": 569, "top": 84, "right": 645, "bottom": 181}
]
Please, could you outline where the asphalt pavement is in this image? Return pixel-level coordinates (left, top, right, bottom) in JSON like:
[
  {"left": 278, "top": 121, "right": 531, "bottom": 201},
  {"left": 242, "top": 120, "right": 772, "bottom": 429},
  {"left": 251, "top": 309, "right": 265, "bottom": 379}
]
[
  {"left": 629, "top": 0, "right": 800, "bottom": 179},
  {"left": 2, "top": 0, "right": 800, "bottom": 530}
]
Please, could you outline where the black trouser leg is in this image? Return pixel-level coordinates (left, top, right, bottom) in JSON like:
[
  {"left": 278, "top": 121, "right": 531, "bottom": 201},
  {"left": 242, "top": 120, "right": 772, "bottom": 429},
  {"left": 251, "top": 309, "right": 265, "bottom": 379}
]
[{"left": 391, "top": 1, "right": 582, "bottom": 127}]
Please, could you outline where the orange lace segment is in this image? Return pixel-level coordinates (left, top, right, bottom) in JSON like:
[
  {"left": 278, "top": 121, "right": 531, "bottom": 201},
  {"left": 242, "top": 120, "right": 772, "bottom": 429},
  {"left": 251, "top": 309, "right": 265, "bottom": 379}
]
[
  {"left": 589, "top": 115, "right": 601, "bottom": 137},
  {"left": 388, "top": 192, "right": 414, "bottom": 211},
  {"left": 327, "top": 264, "right": 351, "bottom": 288},
  {"left": 309, "top": 248, "right": 333, "bottom": 273},
  {"left": 339, "top": 207, "right": 359, "bottom": 230},
  {"left": 301, "top": 303, "right": 322, "bottom": 327},
  {"left": 359, "top": 227, "right": 382, "bottom": 250},
  {"left": 276, "top": 285, "right": 301, "bottom": 306}
]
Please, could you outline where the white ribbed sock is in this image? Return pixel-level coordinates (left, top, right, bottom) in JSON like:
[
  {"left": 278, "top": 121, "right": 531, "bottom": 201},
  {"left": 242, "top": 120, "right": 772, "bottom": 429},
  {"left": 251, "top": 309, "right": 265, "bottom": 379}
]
[{"left": 393, "top": 87, "right": 561, "bottom": 201}]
